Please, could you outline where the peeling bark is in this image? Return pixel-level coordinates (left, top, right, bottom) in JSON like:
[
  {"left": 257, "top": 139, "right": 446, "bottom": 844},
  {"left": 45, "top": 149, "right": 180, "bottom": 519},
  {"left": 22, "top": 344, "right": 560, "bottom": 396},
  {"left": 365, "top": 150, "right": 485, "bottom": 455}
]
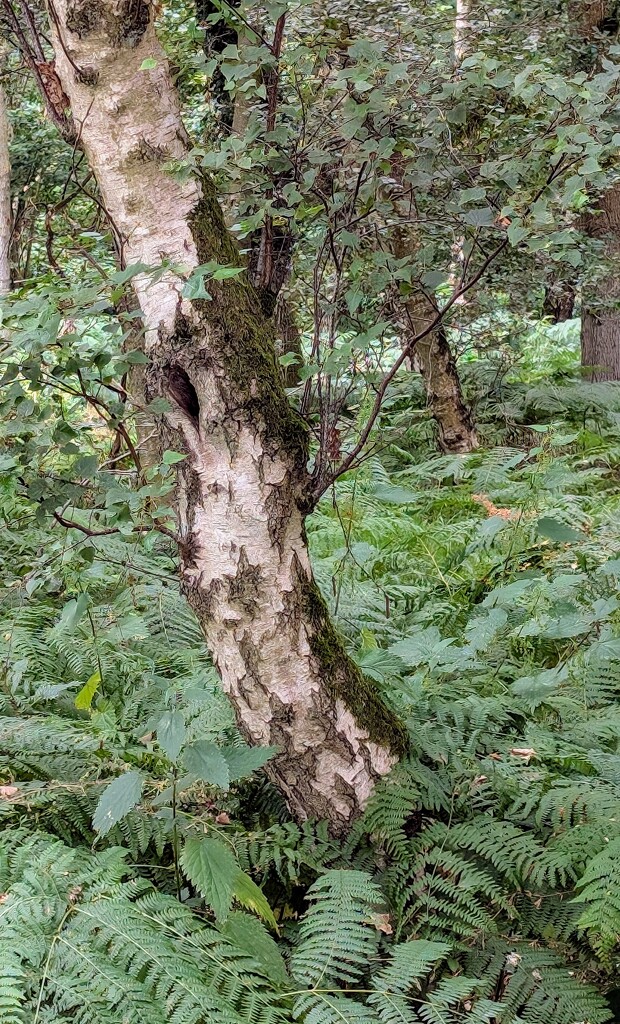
[
  {"left": 0, "top": 80, "right": 11, "bottom": 297},
  {"left": 46, "top": 0, "right": 405, "bottom": 830}
]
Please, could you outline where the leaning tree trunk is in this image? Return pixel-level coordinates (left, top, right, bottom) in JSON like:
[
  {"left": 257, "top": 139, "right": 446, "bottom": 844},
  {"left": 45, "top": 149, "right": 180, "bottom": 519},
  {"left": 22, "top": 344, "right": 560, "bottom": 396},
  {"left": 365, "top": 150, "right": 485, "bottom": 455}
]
[
  {"left": 0, "top": 80, "right": 11, "bottom": 297},
  {"left": 401, "top": 288, "right": 478, "bottom": 453},
  {"left": 392, "top": 226, "right": 478, "bottom": 453},
  {"left": 46, "top": 0, "right": 405, "bottom": 831}
]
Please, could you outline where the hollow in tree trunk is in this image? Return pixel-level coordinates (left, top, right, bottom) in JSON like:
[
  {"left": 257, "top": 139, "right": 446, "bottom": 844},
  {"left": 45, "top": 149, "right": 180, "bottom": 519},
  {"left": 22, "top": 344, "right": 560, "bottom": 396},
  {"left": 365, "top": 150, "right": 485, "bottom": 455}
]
[{"left": 45, "top": 0, "right": 406, "bottom": 832}]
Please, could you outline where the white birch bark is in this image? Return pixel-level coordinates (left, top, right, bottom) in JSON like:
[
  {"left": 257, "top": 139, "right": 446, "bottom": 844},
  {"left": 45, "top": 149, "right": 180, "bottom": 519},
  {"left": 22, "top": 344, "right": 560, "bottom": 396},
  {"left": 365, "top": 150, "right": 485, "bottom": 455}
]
[{"left": 45, "top": 0, "right": 404, "bottom": 830}]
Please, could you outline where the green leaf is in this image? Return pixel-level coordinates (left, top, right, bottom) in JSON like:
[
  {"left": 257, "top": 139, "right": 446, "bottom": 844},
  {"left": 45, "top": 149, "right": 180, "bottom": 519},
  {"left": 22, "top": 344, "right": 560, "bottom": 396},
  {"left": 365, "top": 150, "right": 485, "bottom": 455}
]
[
  {"left": 211, "top": 266, "right": 244, "bottom": 280},
  {"left": 184, "top": 741, "right": 230, "bottom": 789},
  {"left": 180, "top": 837, "right": 238, "bottom": 919},
  {"left": 232, "top": 870, "right": 278, "bottom": 930},
  {"left": 463, "top": 207, "right": 495, "bottom": 227},
  {"left": 162, "top": 450, "right": 187, "bottom": 465},
  {"left": 93, "top": 771, "right": 143, "bottom": 836},
  {"left": 536, "top": 517, "right": 584, "bottom": 544},
  {"left": 223, "top": 743, "right": 276, "bottom": 782},
  {"left": 58, "top": 593, "right": 89, "bottom": 631},
  {"left": 374, "top": 484, "right": 420, "bottom": 504},
  {"left": 157, "top": 710, "right": 186, "bottom": 761},
  {"left": 219, "top": 912, "right": 288, "bottom": 980},
  {"left": 140, "top": 57, "right": 158, "bottom": 70},
  {"left": 75, "top": 669, "right": 101, "bottom": 711}
]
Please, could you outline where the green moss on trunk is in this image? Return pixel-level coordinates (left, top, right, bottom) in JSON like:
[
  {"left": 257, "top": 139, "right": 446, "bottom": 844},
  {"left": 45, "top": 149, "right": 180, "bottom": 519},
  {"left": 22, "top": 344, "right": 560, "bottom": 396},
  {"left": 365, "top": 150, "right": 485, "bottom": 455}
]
[
  {"left": 188, "top": 182, "right": 309, "bottom": 478},
  {"left": 302, "top": 579, "right": 409, "bottom": 759}
]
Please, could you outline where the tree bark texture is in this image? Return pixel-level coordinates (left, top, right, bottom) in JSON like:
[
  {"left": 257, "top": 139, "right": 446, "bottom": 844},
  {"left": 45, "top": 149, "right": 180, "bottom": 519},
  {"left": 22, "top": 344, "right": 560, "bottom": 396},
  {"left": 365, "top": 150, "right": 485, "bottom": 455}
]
[
  {"left": 581, "top": 184, "right": 620, "bottom": 379},
  {"left": 573, "top": 0, "right": 620, "bottom": 379},
  {"left": 542, "top": 279, "right": 576, "bottom": 324},
  {"left": 0, "top": 80, "right": 11, "bottom": 297},
  {"left": 46, "top": 0, "right": 405, "bottom": 831},
  {"left": 393, "top": 227, "right": 478, "bottom": 453}
]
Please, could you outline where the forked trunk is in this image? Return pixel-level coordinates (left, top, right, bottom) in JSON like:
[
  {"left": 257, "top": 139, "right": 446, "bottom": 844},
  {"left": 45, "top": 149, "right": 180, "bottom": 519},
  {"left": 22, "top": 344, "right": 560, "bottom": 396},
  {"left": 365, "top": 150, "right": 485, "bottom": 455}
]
[
  {"left": 0, "top": 81, "right": 11, "bottom": 297},
  {"left": 46, "top": 0, "right": 405, "bottom": 830}
]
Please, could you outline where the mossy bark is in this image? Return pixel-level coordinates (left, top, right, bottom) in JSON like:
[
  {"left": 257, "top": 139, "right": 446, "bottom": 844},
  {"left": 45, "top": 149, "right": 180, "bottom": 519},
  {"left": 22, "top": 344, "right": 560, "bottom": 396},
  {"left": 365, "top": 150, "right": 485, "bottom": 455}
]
[{"left": 46, "top": 0, "right": 405, "bottom": 832}]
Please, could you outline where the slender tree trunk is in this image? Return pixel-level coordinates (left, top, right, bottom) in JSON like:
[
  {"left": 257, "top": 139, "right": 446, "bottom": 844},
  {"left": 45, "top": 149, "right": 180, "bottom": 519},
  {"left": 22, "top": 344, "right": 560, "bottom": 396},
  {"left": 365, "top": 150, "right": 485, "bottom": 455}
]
[
  {"left": 542, "top": 278, "right": 576, "bottom": 324},
  {"left": 392, "top": 226, "right": 478, "bottom": 453},
  {"left": 401, "top": 288, "right": 478, "bottom": 453},
  {"left": 581, "top": 186, "right": 620, "bottom": 379},
  {"left": 46, "top": 0, "right": 405, "bottom": 831},
  {"left": 0, "top": 80, "right": 11, "bottom": 297}
]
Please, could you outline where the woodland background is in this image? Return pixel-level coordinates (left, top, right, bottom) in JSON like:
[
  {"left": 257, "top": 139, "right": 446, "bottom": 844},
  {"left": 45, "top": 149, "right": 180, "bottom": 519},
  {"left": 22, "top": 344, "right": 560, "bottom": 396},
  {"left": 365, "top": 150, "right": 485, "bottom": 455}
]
[{"left": 1, "top": 0, "right": 620, "bottom": 1021}]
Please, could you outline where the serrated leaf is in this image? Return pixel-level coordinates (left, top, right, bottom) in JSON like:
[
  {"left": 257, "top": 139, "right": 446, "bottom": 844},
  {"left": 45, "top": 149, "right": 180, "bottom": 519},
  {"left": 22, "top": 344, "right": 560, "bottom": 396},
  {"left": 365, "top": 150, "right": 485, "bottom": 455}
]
[
  {"left": 75, "top": 669, "right": 101, "bottom": 711},
  {"left": 184, "top": 741, "right": 230, "bottom": 789},
  {"left": 157, "top": 710, "right": 186, "bottom": 761},
  {"left": 180, "top": 837, "right": 238, "bottom": 919},
  {"left": 93, "top": 771, "right": 143, "bottom": 836},
  {"left": 232, "top": 870, "right": 278, "bottom": 930},
  {"left": 463, "top": 207, "right": 495, "bottom": 227},
  {"left": 223, "top": 743, "right": 276, "bottom": 782}
]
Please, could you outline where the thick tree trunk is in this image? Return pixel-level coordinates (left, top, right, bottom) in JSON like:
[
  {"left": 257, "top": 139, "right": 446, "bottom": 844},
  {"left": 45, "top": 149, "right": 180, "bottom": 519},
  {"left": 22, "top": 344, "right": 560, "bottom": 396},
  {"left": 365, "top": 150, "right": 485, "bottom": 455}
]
[
  {"left": 47, "top": 0, "right": 405, "bottom": 830},
  {"left": 0, "top": 81, "right": 11, "bottom": 297},
  {"left": 572, "top": 1, "right": 620, "bottom": 380}
]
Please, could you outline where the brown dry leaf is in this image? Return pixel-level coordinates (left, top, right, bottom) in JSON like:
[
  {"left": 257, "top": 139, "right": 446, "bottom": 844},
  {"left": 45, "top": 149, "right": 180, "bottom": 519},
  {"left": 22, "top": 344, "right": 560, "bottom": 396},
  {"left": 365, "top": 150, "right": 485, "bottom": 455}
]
[
  {"left": 509, "top": 747, "right": 537, "bottom": 763},
  {"left": 0, "top": 785, "right": 19, "bottom": 799},
  {"left": 215, "top": 812, "right": 231, "bottom": 825},
  {"left": 369, "top": 912, "right": 393, "bottom": 935}
]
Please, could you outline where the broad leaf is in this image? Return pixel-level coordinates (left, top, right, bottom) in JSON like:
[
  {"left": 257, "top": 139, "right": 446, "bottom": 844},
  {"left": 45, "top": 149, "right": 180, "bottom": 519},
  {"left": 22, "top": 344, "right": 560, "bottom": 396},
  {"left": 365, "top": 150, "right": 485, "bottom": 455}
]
[{"left": 93, "top": 771, "right": 143, "bottom": 836}]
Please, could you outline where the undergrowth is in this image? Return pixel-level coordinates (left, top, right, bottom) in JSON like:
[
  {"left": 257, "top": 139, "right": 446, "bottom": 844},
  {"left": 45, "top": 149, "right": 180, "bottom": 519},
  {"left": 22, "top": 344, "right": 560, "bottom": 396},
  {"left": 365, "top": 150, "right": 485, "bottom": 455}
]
[{"left": 1, "top": 340, "right": 620, "bottom": 1022}]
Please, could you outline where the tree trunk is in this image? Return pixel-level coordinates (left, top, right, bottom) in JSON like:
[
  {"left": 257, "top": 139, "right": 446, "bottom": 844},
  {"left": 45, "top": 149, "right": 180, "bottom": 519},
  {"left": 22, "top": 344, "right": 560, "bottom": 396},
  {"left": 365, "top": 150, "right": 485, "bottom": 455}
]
[
  {"left": 402, "top": 288, "right": 478, "bottom": 453},
  {"left": 46, "top": 0, "right": 405, "bottom": 831},
  {"left": 0, "top": 80, "right": 11, "bottom": 297},
  {"left": 572, "top": 1, "right": 620, "bottom": 379},
  {"left": 581, "top": 184, "right": 620, "bottom": 379},
  {"left": 392, "top": 226, "right": 478, "bottom": 453},
  {"left": 542, "top": 279, "right": 576, "bottom": 323}
]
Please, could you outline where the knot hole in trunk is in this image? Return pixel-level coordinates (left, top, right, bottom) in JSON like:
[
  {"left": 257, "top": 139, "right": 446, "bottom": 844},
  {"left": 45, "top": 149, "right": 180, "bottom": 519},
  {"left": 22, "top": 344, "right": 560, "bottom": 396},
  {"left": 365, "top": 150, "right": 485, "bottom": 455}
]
[{"left": 166, "top": 365, "right": 200, "bottom": 424}]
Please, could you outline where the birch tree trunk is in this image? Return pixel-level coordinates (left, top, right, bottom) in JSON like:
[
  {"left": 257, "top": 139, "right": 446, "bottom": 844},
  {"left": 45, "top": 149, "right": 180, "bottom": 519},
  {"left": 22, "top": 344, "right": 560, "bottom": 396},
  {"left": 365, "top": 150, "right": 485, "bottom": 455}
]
[
  {"left": 393, "top": 226, "right": 478, "bottom": 453},
  {"left": 0, "top": 81, "right": 11, "bottom": 297},
  {"left": 46, "top": 0, "right": 405, "bottom": 831},
  {"left": 400, "top": 288, "right": 478, "bottom": 453}
]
